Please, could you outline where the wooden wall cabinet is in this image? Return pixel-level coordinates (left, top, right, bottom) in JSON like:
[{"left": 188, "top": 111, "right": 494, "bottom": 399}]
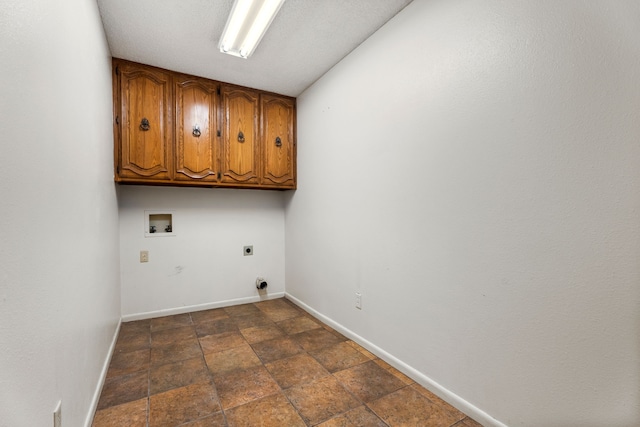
[
  {"left": 114, "top": 61, "right": 172, "bottom": 182},
  {"left": 261, "top": 94, "right": 296, "bottom": 188},
  {"left": 221, "top": 85, "right": 260, "bottom": 186},
  {"left": 175, "top": 75, "right": 219, "bottom": 183},
  {"left": 112, "top": 59, "right": 296, "bottom": 190}
]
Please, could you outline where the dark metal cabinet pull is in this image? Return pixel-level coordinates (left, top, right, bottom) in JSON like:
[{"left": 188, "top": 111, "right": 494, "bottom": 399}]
[
  {"left": 139, "top": 118, "right": 150, "bottom": 131},
  {"left": 275, "top": 136, "right": 282, "bottom": 147},
  {"left": 192, "top": 125, "right": 201, "bottom": 137},
  {"left": 238, "top": 131, "right": 245, "bottom": 142}
]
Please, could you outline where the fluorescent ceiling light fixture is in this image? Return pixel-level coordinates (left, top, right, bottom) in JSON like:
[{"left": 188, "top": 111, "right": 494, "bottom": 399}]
[{"left": 219, "top": 0, "right": 285, "bottom": 58}]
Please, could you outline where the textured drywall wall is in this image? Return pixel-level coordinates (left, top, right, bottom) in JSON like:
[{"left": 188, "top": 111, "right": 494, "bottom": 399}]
[
  {"left": 285, "top": 0, "right": 640, "bottom": 426},
  {"left": 119, "top": 186, "right": 285, "bottom": 317},
  {"left": 0, "top": 0, "right": 120, "bottom": 426}
]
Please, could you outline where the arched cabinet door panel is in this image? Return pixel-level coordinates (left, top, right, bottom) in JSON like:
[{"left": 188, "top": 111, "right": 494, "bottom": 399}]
[
  {"left": 220, "top": 85, "right": 260, "bottom": 185},
  {"left": 175, "top": 76, "right": 219, "bottom": 182},
  {"left": 261, "top": 94, "right": 296, "bottom": 188},
  {"left": 115, "top": 61, "right": 172, "bottom": 181}
]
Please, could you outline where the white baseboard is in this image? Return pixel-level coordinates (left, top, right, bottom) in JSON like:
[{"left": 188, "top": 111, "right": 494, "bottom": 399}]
[
  {"left": 122, "top": 292, "right": 286, "bottom": 322},
  {"left": 285, "top": 292, "right": 508, "bottom": 427},
  {"left": 84, "top": 318, "right": 122, "bottom": 427}
]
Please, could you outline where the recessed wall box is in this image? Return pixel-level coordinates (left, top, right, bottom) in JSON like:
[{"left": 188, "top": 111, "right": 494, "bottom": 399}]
[{"left": 145, "top": 211, "right": 176, "bottom": 237}]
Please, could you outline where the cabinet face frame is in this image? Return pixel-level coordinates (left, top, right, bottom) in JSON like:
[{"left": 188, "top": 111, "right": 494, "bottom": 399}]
[
  {"left": 260, "top": 94, "right": 296, "bottom": 188},
  {"left": 115, "top": 61, "right": 173, "bottom": 181},
  {"left": 174, "top": 75, "right": 220, "bottom": 182}
]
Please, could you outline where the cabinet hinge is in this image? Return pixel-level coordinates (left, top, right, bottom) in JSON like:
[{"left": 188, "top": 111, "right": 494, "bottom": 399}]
[
  {"left": 116, "top": 165, "right": 120, "bottom": 174},
  {"left": 217, "top": 130, "right": 221, "bottom": 137},
  {"left": 217, "top": 87, "right": 220, "bottom": 95},
  {"left": 115, "top": 116, "right": 119, "bottom": 125},
  {"left": 115, "top": 65, "right": 119, "bottom": 75}
]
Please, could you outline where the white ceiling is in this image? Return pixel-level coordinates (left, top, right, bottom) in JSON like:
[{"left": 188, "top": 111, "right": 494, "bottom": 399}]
[{"left": 96, "top": 0, "right": 413, "bottom": 97}]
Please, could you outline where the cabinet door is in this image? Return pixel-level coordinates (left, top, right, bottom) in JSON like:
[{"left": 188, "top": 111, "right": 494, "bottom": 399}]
[
  {"left": 220, "top": 86, "right": 259, "bottom": 185},
  {"left": 175, "top": 77, "right": 219, "bottom": 182},
  {"left": 117, "top": 62, "right": 172, "bottom": 181},
  {"left": 261, "top": 94, "right": 296, "bottom": 188}
]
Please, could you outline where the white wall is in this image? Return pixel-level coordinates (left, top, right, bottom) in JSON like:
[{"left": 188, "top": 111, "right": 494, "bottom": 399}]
[
  {"left": 285, "top": 1, "right": 640, "bottom": 426},
  {"left": 119, "top": 186, "right": 285, "bottom": 318},
  {"left": 0, "top": 0, "right": 120, "bottom": 426}
]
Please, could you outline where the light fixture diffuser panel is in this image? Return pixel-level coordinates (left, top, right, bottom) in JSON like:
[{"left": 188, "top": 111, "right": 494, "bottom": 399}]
[{"left": 219, "top": 0, "right": 285, "bottom": 58}]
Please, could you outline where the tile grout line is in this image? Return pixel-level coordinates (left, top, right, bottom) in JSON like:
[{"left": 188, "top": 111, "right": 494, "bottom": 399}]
[
  {"left": 192, "top": 311, "right": 230, "bottom": 426},
  {"left": 246, "top": 302, "right": 307, "bottom": 426}
]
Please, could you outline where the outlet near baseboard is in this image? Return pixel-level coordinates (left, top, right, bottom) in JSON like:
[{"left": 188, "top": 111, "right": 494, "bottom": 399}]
[{"left": 53, "top": 400, "right": 61, "bottom": 427}]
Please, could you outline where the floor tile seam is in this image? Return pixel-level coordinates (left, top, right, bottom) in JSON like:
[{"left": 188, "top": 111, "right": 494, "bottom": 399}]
[
  {"left": 145, "top": 395, "right": 150, "bottom": 427},
  {"left": 203, "top": 340, "right": 259, "bottom": 366},
  {"left": 313, "top": 407, "right": 391, "bottom": 427},
  {"left": 191, "top": 316, "right": 232, "bottom": 326},
  {"left": 149, "top": 335, "right": 201, "bottom": 355},
  {"left": 194, "top": 320, "right": 241, "bottom": 339},
  {"left": 91, "top": 396, "right": 151, "bottom": 425},
  {"left": 172, "top": 409, "right": 227, "bottom": 427},
  {"left": 150, "top": 320, "right": 195, "bottom": 333},
  {"left": 150, "top": 321, "right": 196, "bottom": 333},
  {"left": 105, "top": 365, "right": 150, "bottom": 381},
  {"left": 362, "top": 382, "right": 438, "bottom": 425},
  {"left": 221, "top": 388, "right": 282, "bottom": 413},
  {"left": 373, "top": 358, "right": 417, "bottom": 386},
  {"left": 331, "top": 358, "right": 410, "bottom": 400},
  {"left": 282, "top": 374, "right": 360, "bottom": 427},
  {"left": 112, "top": 343, "right": 152, "bottom": 355},
  {"left": 237, "top": 321, "right": 287, "bottom": 344},
  {"left": 327, "top": 368, "right": 371, "bottom": 410},
  {"left": 118, "top": 325, "right": 151, "bottom": 338},
  {"left": 116, "top": 331, "right": 151, "bottom": 344},
  {"left": 248, "top": 347, "right": 313, "bottom": 424},
  {"left": 263, "top": 350, "right": 332, "bottom": 391},
  {"left": 195, "top": 331, "right": 225, "bottom": 408},
  {"left": 406, "top": 382, "right": 468, "bottom": 421},
  {"left": 148, "top": 382, "right": 224, "bottom": 426},
  {"left": 305, "top": 342, "right": 371, "bottom": 374},
  {"left": 147, "top": 353, "right": 204, "bottom": 379},
  {"left": 103, "top": 367, "right": 151, "bottom": 395},
  {"left": 145, "top": 359, "right": 152, "bottom": 427},
  {"left": 276, "top": 385, "right": 314, "bottom": 427},
  {"left": 455, "top": 416, "right": 480, "bottom": 426},
  {"left": 149, "top": 325, "right": 198, "bottom": 348},
  {"left": 199, "top": 331, "right": 251, "bottom": 355},
  {"left": 146, "top": 329, "right": 225, "bottom": 421}
]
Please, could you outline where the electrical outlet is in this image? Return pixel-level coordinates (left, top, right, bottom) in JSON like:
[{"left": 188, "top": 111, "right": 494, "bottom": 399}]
[
  {"left": 53, "top": 401, "right": 61, "bottom": 427},
  {"left": 140, "top": 250, "right": 149, "bottom": 263},
  {"left": 355, "top": 292, "right": 362, "bottom": 310},
  {"left": 243, "top": 245, "right": 253, "bottom": 256}
]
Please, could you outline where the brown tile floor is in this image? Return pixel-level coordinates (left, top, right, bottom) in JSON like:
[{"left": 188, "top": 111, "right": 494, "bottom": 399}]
[{"left": 92, "top": 298, "right": 482, "bottom": 427}]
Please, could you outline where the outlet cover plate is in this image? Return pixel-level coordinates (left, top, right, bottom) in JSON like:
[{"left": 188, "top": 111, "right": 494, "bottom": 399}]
[{"left": 53, "top": 400, "right": 61, "bottom": 427}]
